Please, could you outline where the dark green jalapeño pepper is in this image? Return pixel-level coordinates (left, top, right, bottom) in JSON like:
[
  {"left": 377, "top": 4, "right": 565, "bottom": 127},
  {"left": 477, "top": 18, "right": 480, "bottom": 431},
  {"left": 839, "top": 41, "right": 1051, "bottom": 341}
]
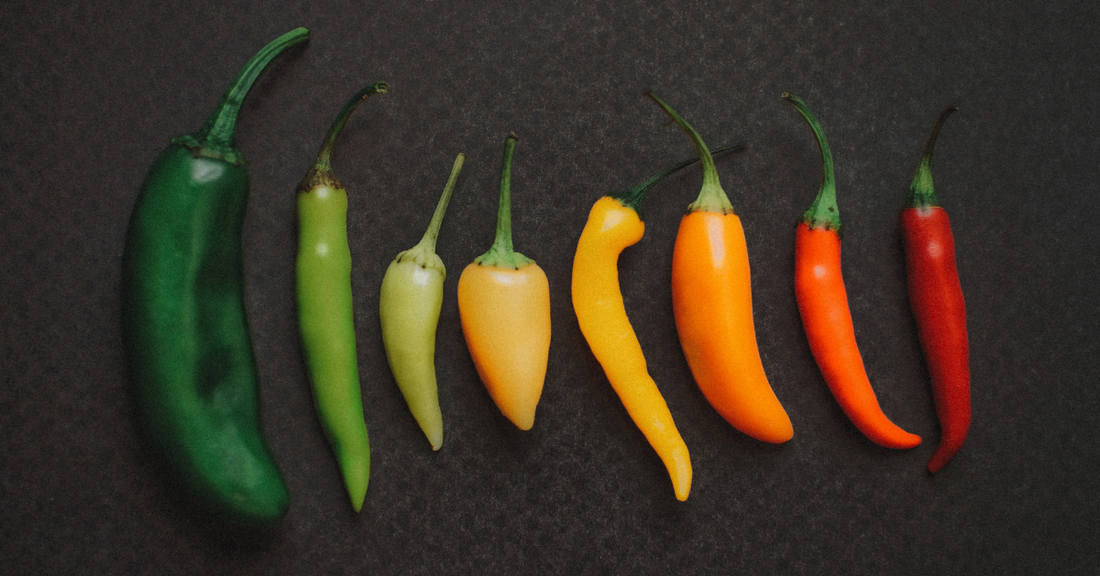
[{"left": 122, "top": 28, "right": 308, "bottom": 525}]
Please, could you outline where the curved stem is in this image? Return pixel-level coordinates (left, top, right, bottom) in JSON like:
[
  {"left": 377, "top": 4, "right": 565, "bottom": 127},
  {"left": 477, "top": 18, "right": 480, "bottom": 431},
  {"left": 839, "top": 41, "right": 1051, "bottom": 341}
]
[
  {"left": 644, "top": 91, "right": 733, "bottom": 214},
  {"left": 417, "top": 153, "right": 466, "bottom": 254},
  {"left": 475, "top": 133, "right": 533, "bottom": 269},
  {"left": 313, "top": 82, "right": 390, "bottom": 173},
  {"left": 612, "top": 141, "right": 744, "bottom": 218},
  {"left": 297, "top": 81, "right": 389, "bottom": 193},
  {"left": 179, "top": 28, "right": 310, "bottom": 161},
  {"left": 908, "top": 106, "right": 958, "bottom": 209},
  {"left": 783, "top": 92, "right": 841, "bottom": 233}
]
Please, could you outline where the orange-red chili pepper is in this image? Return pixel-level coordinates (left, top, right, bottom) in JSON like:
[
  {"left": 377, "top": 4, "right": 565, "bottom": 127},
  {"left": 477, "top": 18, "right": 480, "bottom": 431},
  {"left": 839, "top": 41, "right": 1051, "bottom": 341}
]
[
  {"left": 783, "top": 93, "right": 920, "bottom": 449},
  {"left": 646, "top": 92, "right": 793, "bottom": 444},
  {"left": 901, "top": 106, "right": 970, "bottom": 473}
]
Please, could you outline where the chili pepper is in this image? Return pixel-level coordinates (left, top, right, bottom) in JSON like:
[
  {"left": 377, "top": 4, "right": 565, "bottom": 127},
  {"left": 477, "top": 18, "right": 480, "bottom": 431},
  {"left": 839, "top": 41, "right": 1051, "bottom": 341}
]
[
  {"left": 782, "top": 93, "right": 921, "bottom": 450},
  {"left": 645, "top": 92, "right": 794, "bottom": 444},
  {"left": 457, "top": 133, "right": 551, "bottom": 431},
  {"left": 572, "top": 142, "right": 743, "bottom": 502},
  {"left": 121, "top": 28, "right": 308, "bottom": 524},
  {"left": 379, "top": 153, "right": 466, "bottom": 450},
  {"left": 296, "top": 82, "right": 388, "bottom": 512},
  {"left": 901, "top": 106, "right": 969, "bottom": 473}
]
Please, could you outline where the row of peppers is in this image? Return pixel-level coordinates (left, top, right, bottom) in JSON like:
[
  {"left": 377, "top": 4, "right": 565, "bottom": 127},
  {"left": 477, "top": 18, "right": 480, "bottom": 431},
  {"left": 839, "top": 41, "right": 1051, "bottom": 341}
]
[{"left": 121, "top": 29, "right": 970, "bottom": 525}]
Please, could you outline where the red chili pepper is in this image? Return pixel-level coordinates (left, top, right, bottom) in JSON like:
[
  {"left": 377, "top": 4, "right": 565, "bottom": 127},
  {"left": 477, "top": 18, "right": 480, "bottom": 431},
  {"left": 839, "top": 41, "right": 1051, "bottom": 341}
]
[
  {"left": 784, "top": 93, "right": 921, "bottom": 449},
  {"left": 901, "top": 106, "right": 970, "bottom": 473}
]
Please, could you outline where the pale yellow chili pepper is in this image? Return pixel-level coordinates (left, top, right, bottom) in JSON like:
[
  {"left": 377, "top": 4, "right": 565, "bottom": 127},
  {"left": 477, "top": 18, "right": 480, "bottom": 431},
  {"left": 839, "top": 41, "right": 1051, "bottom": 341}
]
[{"left": 379, "top": 154, "right": 465, "bottom": 450}]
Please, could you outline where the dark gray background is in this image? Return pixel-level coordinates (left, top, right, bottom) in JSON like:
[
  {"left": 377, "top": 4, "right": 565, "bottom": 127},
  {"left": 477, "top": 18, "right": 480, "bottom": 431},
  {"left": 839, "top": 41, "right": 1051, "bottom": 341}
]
[{"left": 2, "top": 1, "right": 1098, "bottom": 574}]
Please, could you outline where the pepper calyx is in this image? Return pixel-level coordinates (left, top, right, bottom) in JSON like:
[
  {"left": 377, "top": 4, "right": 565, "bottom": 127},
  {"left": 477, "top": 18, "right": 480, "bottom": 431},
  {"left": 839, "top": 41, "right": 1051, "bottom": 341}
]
[
  {"left": 686, "top": 181, "right": 735, "bottom": 215},
  {"left": 395, "top": 245, "right": 446, "bottom": 276},
  {"left": 171, "top": 135, "right": 246, "bottom": 166},
  {"left": 799, "top": 204, "right": 843, "bottom": 235},
  {"left": 474, "top": 245, "right": 535, "bottom": 270},
  {"left": 296, "top": 167, "right": 344, "bottom": 195}
]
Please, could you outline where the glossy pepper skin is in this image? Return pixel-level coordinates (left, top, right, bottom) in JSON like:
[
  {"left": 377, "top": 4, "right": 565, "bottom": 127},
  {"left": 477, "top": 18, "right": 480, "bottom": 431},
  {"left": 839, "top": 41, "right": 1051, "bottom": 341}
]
[
  {"left": 121, "top": 28, "right": 308, "bottom": 525},
  {"left": 646, "top": 92, "right": 794, "bottom": 444},
  {"left": 458, "top": 134, "right": 551, "bottom": 431},
  {"left": 901, "top": 106, "right": 970, "bottom": 473},
  {"left": 380, "top": 153, "right": 465, "bottom": 450},
  {"left": 296, "top": 82, "right": 387, "bottom": 512},
  {"left": 783, "top": 93, "right": 921, "bottom": 449},
  {"left": 572, "top": 143, "right": 741, "bottom": 502}
]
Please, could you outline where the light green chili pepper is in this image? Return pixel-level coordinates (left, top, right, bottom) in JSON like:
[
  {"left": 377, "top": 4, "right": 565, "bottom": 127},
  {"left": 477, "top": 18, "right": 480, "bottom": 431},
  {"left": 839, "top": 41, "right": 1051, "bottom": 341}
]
[
  {"left": 379, "top": 153, "right": 465, "bottom": 450},
  {"left": 296, "top": 81, "right": 388, "bottom": 512}
]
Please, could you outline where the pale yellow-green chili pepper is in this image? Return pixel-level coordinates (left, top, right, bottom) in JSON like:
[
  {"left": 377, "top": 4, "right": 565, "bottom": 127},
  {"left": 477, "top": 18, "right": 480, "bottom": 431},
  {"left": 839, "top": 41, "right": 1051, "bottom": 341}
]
[
  {"left": 296, "top": 81, "right": 387, "bottom": 512},
  {"left": 379, "top": 154, "right": 465, "bottom": 450}
]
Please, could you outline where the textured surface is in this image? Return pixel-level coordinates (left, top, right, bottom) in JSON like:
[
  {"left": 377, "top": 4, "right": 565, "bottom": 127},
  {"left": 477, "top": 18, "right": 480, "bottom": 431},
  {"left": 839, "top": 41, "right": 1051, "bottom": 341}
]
[{"left": 2, "top": 1, "right": 1098, "bottom": 574}]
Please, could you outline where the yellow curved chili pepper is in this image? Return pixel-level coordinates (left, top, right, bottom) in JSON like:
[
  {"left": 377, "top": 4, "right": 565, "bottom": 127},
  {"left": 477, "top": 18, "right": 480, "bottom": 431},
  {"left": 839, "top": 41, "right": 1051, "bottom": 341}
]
[
  {"left": 458, "top": 133, "right": 551, "bottom": 431},
  {"left": 571, "top": 143, "right": 741, "bottom": 501}
]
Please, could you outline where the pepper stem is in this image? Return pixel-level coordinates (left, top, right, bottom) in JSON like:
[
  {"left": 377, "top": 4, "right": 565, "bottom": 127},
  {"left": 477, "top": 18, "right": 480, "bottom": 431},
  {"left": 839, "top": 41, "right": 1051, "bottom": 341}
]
[
  {"left": 297, "top": 81, "right": 389, "bottom": 192},
  {"left": 474, "top": 133, "right": 534, "bottom": 269},
  {"left": 783, "top": 93, "right": 841, "bottom": 233},
  {"left": 313, "top": 82, "right": 390, "bottom": 173},
  {"left": 175, "top": 28, "right": 310, "bottom": 164},
  {"left": 644, "top": 91, "right": 733, "bottom": 214},
  {"left": 908, "top": 106, "right": 958, "bottom": 209},
  {"left": 611, "top": 141, "right": 745, "bottom": 219},
  {"left": 416, "top": 153, "right": 466, "bottom": 254}
]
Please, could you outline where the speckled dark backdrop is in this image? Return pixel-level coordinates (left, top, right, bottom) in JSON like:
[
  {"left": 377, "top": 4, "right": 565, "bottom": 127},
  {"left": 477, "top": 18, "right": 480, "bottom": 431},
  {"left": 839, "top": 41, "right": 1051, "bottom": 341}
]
[{"left": 2, "top": 1, "right": 1098, "bottom": 574}]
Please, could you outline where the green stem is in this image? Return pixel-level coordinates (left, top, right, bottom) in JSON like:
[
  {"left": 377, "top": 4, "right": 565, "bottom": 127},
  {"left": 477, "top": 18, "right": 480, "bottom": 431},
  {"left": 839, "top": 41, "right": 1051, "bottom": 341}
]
[
  {"left": 475, "top": 133, "right": 534, "bottom": 269},
  {"left": 174, "top": 28, "right": 310, "bottom": 164},
  {"left": 416, "top": 153, "right": 466, "bottom": 254},
  {"left": 644, "top": 91, "right": 733, "bottom": 214},
  {"left": 611, "top": 141, "right": 745, "bottom": 219},
  {"left": 314, "top": 82, "right": 390, "bottom": 173},
  {"left": 908, "top": 106, "right": 958, "bottom": 209},
  {"left": 298, "top": 81, "right": 389, "bottom": 192},
  {"left": 783, "top": 92, "right": 841, "bottom": 233}
]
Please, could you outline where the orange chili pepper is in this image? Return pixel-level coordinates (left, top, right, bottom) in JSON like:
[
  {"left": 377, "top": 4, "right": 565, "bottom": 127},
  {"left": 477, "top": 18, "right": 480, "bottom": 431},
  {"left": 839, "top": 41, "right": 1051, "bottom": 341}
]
[
  {"left": 646, "top": 92, "right": 793, "bottom": 444},
  {"left": 572, "top": 143, "right": 741, "bottom": 501},
  {"left": 457, "top": 133, "right": 551, "bottom": 430},
  {"left": 783, "top": 92, "right": 920, "bottom": 449}
]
